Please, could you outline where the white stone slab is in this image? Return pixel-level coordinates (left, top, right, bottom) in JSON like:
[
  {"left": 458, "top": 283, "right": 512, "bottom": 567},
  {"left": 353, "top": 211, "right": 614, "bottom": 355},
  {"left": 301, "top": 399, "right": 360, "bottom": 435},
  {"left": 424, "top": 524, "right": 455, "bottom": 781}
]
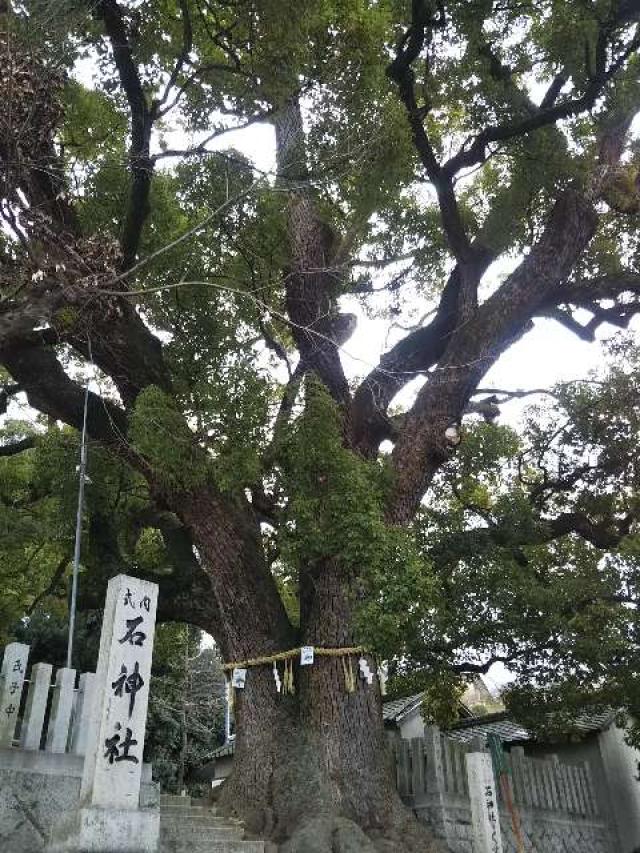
[
  {"left": 46, "top": 667, "right": 77, "bottom": 753},
  {"left": 81, "top": 574, "right": 158, "bottom": 811},
  {"left": 0, "top": 642, "right": 30, "bottom": 748},
  {"left": 70, "top": 672, "right": 96, "bottom": 756},
  {"left": 21, "top": 661, "right": 53, "bottom": 750},
  {"left": 466, "top": 751, "right": 504, "bottom": 853},
  {"left": 46, "top": 806, "right": 160, "bottom": 852}
]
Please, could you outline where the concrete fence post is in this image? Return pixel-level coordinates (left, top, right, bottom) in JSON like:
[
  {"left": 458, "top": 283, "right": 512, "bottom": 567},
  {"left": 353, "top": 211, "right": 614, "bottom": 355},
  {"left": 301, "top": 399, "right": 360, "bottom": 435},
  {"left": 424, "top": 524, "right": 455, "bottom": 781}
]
[
  {"left": 0, "top": 642, "right": 30, "bottom": 748},
  {"left": 45, "top": 667, "right": 76, "bottom": 753},
  {"left": 424, "top": 725, "right": 444, "bottom": 794},
  {"left": 21, "top": 662, "right": 52, "bottom": 750},
  {"left": 70, "top": 672, "right": 96, "bottom": 757}
]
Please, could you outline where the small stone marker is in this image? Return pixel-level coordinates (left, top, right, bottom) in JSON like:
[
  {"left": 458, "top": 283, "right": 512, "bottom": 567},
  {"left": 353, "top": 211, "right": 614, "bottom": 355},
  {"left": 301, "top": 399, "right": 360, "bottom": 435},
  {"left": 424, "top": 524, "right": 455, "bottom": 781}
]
[
  {"left": 70, "top": 671, "right": 96, "bottom": 756},
  {"left": 46, "top": 667, "right": 77, "bottom": 753},
  {"left": 81, "top": 574, "right": 158, "bottom": 810},
  {"left": 466, "top": 751, "right": 504, "bottom": 853},
  {"left": 0, "top": 642, "right": 30, "bottom": 748},
  {"left": 21, "top": 662, "right": 53, "bottom": 750}
]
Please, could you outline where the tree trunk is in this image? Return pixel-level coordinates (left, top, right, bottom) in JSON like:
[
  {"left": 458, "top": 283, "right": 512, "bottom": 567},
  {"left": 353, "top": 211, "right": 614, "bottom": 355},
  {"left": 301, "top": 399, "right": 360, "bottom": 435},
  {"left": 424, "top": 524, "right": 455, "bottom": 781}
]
[
  {"left": 219, "top": 658, "right": 442, "bottom": 853},
  {"left": 205, "top": 552, "right": 443, "bottom": 853}
]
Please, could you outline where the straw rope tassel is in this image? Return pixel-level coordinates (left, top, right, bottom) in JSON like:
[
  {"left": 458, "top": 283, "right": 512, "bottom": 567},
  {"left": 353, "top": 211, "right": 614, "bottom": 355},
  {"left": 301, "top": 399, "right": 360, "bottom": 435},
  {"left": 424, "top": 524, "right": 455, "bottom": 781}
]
[
  {"left": 226, "top": 675, "right": 235, "bottom": 713},
  {"left": 284, "top": 658, "right": 295, "bottom": 694},
  {"left": 342, "top": 655, "right": 356, "bottom": 693}
]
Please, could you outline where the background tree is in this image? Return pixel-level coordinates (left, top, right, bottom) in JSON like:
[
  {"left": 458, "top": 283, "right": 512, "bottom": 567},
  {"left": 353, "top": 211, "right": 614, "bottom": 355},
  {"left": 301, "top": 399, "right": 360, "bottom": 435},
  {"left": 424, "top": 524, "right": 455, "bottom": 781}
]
[
  {"left": 4, "top": 1, "right": 640, "bottom": 850},
  {"left": 145, "top": 626, "right": 225, "bottom": 795}
]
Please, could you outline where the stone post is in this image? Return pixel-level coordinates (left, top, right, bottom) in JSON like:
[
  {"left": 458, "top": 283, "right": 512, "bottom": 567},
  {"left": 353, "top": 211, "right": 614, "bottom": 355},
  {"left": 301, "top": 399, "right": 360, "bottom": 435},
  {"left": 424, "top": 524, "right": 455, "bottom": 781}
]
[
  {"left": 47, "top": 575, "right": 160, "bottom": 852},
  {"left": 466, "top": 751, "right": 504, "bottom": 853},
  {"left": 421, "top": 726, "right": 458, "bottom": 847},
  {"left": 46, "top": 667, "right": 76, "bottom": 753},
  {"left": 69, "top": 672, "right": 96, "bottom": 757},
  {"left": 81, "top": 574, "right": 158, "bottom": 810},
  {"left": 0, "top": 642, "right": 30, "bottom": 748},
  {"left": 424, "top": 725, "right": 445, "bottom": 794},
  {"left": 21, "top": 662, "right": 52, "bottom": 750}
]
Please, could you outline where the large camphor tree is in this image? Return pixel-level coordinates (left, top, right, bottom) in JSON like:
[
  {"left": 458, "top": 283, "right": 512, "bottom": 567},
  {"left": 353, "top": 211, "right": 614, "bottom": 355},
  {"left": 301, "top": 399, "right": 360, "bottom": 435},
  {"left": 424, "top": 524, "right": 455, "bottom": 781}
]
[{"left": 4, "top": 0, "right": 640, "bottom": 849}]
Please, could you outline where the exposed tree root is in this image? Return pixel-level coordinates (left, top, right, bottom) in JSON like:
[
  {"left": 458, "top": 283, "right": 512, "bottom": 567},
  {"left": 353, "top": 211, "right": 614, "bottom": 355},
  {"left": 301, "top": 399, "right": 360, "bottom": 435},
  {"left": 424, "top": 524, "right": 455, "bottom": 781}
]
[{"left": 273, "top": 810, "right": 447, "bottom": 853}]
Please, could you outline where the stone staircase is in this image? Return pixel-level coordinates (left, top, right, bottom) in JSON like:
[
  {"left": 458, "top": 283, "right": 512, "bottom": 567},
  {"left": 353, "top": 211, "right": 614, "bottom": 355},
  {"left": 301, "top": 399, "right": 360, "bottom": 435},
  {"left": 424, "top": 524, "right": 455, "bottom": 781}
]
[{"left": 159, "top": 794, "right": 264, "bottom": 853}]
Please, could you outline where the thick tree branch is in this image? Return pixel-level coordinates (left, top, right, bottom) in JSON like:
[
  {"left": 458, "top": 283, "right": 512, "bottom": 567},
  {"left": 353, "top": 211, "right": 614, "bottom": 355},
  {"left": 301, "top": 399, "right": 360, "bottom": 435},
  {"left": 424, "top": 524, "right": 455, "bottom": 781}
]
[
  {"left": 387, "top": 190, "right": 599, "bottom": 523},
  {"left": 0, "top": 435, "right": 36, "bottom": 456},
  {"left": 0, "top": 381, "right": 21, "bottom": 414},
  {"left": 275, "top": 98, "right": 351, "bottom": 405},
  {"left": 543, "top": 301, "right": 640, "bottom": 340},
  {"left": 387, "top": 3, "right": 472, "bottom": 263},
  {"left": 443, "top": 21, "right": 640, "bottom": 178},
  {"left": 351, "top": 247, "right": 493, "bottom": 455},
  {"left": 154, "top": 0, "right": 193, "bottom": 116},
  {"left": 94, "top": 0, "right": 154, "bottom": 269},
  {"left": 0, "top": 343, "right": 129, "bottom": 450}
]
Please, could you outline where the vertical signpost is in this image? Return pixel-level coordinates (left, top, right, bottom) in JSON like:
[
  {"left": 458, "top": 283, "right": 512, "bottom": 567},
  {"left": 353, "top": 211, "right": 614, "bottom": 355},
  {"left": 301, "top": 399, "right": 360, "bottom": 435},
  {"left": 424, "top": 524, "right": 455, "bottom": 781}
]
[
  {"left": 0, "top": 642, "right": 30, "bottom": 748},
  {"left": 49, "top": 575, "right": 160, "bottom": 852},
  {"left": 466, "top": 752, "right": 504, "bottom": 853}
]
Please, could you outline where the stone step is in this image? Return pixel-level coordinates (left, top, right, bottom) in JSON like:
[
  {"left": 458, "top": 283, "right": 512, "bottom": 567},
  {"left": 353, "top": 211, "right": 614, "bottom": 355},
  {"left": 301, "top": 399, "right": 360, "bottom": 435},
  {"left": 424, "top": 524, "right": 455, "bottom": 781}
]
[
  {"left": 160, "top": 794, "right": 193, "bottom": 808},
  {"left": 161, "top": 823, "right": 245, "bottom": 840},
  {"left": 160, "top": 809, "right": 242, "bottom": 826},
  {"left": 160, "top": 806, "right": 238, "bottom": 820},
  {"left": 160, "top": 816, "right": 244, "bottom": 838},
  {"left": 161, "top": 802, "right": 243, "bottom": 817},
  {"left": 159, "top": 842, "right": 264, "bottom": 853},
  {"left": 159, "top": 824, "right": 264, "bottom": 853}
]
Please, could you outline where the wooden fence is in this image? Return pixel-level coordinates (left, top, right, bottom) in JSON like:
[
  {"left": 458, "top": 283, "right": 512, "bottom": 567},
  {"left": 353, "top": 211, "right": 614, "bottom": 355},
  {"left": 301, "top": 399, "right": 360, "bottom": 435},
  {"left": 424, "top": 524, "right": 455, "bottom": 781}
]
[{"left": 391, "top": 727, "right": 600, "bottom": 819}]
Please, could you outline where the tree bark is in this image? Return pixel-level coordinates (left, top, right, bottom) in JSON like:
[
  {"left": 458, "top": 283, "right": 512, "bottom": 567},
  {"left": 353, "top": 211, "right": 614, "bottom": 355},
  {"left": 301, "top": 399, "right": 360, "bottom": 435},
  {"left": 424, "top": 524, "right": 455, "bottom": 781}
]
[{"left": 207, "top": 549, "right": 441, "bottom": 852}]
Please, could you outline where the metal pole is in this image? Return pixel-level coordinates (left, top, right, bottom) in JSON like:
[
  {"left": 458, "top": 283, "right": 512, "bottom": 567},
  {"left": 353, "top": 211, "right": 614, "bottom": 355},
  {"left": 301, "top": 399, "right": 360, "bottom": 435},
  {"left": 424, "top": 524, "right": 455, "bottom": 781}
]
[{"left": 66, "top": 383, "right": 90, "bottom": 669}]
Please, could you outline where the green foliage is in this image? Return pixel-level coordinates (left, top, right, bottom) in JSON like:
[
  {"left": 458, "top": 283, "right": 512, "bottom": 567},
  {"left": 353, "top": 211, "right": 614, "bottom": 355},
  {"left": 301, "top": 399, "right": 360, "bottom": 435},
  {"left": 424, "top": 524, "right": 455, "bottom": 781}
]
[
  {"left": 146, "top": 625, "right": 225, "bottom": 793},
  {"left": 280, "top": 380, "right": 389, "bottom": 572},
  {"left": 130, "top": 386, "right": 210, "bottom": 493},
  {"left": 6, "top": 0, "right": 640, "bottom": 754}
]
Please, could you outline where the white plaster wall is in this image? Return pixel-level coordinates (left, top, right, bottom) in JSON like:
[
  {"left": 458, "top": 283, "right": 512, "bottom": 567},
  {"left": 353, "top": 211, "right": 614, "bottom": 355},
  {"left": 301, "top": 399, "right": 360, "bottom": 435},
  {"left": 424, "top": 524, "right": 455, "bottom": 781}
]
[
  {"left": 398, "top": 709, "right": 425, "bottom": 740},
  {"left": 598, "top": 724, "right": 640, "bottom": 853}
]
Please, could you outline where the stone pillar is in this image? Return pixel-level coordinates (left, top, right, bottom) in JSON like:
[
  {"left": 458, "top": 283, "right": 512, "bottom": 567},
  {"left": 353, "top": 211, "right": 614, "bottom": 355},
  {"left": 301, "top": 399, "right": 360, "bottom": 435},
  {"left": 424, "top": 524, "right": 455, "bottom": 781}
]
[
  {"left": 0, "top": 642, "right": 30, "bottom": 748},
  {"left": 69, "top": 672, "right": 95, "bottom": 757},
  {"left": 45, "top": 667, "right": 76, "bottom": 753},
  {"left": 421, "top": 726, "right": 457, "bottom": 847},
  {"left": 424, "top": 725, "right": 444, "bottom": 794},
  {"left": 47, "top": 575, "right": 160, "bottom": 852},
  {"left": 81, "top": 575, "right": 158, "bottom": 810},
  {"left": 21, "top": 662, "right": 52, "bottom": 750},
  {"left": 466, "top": 751, "right": 504, "bottom": 853}
]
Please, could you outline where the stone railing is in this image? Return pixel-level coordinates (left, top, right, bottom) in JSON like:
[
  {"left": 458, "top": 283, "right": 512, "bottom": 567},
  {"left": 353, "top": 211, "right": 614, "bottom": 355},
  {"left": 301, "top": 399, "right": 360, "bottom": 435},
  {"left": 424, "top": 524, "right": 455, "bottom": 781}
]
[
  {"left": 391, "top": 726, "right": 614, "bottom": 853},
  {"left": 0, "top": 642, "right": 95, "bottom": 757}
]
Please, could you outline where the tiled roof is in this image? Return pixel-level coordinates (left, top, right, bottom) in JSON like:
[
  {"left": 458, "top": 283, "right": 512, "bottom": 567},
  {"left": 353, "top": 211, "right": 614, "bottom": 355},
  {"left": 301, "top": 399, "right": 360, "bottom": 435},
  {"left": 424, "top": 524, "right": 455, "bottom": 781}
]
[
  {"left": 446, "top": 709, "right": 616, "bottom": 744},
  {"left": 208, "top": 741, "right": 236, "bottom": 759},
  {"left": 382, "top": 693, "right": 424, "bottom": 723},
  {"left": 446, "top": 712, "right": 530, "bottom": 744},
  {"left": 382, "top": 693, "right": 474, "bottom": 724}
]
